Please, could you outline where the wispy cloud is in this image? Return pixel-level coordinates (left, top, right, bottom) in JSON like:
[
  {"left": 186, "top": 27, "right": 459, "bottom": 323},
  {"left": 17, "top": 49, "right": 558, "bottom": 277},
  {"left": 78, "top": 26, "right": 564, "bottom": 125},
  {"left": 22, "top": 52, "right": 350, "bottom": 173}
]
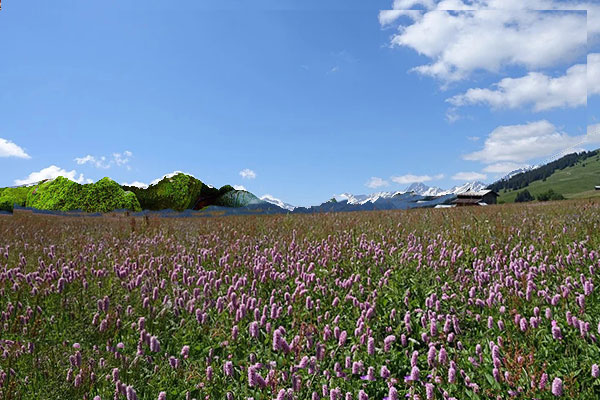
[
  {"left": 365, "top": 177, "right": 389, "bottom": 188},
  {"left": 391, "top": 173, "right": 443, "bottom": 184},
  {"left": 482, "top": 162, "right": 526, "bottom": 174},
  {"left": 452, "top": 171, "right": 487, "bottom": 181},
  {"left": 75, "top": 150, "right": 133, "bottom": 170},
  {"left": 239, "top": 169, "right": 257, "bottom": 179},
  {"left": 0, "top": 138, "right": 30, "bottom": 159}
]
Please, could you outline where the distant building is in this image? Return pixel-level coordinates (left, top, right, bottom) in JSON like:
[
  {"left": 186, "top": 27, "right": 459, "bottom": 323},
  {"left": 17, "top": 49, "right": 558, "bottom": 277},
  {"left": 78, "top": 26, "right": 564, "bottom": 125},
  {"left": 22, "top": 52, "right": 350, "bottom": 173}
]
[{"left": 452, "top": 190, "right": 499, "bottom": 206}]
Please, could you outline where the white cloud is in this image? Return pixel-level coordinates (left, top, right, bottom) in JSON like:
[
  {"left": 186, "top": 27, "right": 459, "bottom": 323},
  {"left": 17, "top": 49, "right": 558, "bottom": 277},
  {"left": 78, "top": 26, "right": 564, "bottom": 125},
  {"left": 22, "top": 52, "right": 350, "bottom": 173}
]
[
  {"left": 113, "top": 151, "right": 132, "bottom": 167},
  {"left": 452, "top": 171, "right": 487, "bottom": 181},
  {"left": 74, "top": 155, "right": 110, "bottom": 169},
  {"left": 0, "top": 138, "right": 30, "bottom": 159},
  {"left": 388, "top": 10, "right": 586, "bottom": 82},
  {"left": 122, "top": 181, "right": 148, "bottom": 189},
  {"left": 467, "top": 136, "right": 480, "bottom": 141},
  {"left": 464, "top": 120, "right": 586, "bottom": 164},
  {"left": 233, "top": 185, "right": 247, "bottom": 191},
  {"left": 448, "top": 62, "right": 587, "bottom": 111},
  {"left": 445, "top": 107, "right": 461, "bottom": 123},
  {"left": 74, "top": 150, "right": 133, "bottom": 169},
  {"left": 391, "top": 174, "right": 442, "bottom": 184},
  {"left": 365, "top": 177, "right": 389, "bottom": 188},
  {"left": 384, "top": 1, "right": 600, "bottom": 39},
  {"left": 239, "top": 169, "right": 257, "bottom": 179},
  {"left": 379, "top": 10, "right": 423, "bottom": 25},
  {"left": 15, "top": 165, "right": 91, "bottom": 186},
  {"left": 587, "top": 123, "right": 600, "bottom": 144},
  {"left": 590, "top": 53, "right": 600, "bottom": 97},
  {"left": 482, "top": 162, "right": 526, "bottom": 174}
]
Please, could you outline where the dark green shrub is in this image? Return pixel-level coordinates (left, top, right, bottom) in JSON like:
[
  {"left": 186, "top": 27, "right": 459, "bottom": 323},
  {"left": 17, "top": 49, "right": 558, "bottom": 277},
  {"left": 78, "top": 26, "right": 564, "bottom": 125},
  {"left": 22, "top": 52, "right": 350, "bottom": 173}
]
[
  {"left": 515, "top": 189, "right": 534, "bottom": 203},
  {"left": 537, "top": 189, "right": 564, "bottom": 202}
]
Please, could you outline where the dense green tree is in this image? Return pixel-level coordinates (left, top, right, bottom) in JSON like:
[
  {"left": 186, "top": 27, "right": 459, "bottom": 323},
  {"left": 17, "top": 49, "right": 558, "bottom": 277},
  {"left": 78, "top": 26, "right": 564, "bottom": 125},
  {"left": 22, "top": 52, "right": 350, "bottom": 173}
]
[{"left": 26, "top": 177, "right": 141, "bottom": 212}]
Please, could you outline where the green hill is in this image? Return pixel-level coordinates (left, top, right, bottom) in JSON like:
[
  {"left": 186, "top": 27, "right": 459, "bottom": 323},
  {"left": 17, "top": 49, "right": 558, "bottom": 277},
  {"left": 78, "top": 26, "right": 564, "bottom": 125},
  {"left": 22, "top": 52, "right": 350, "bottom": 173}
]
[
  {"left": 0, "top": 187, "right": 30, "bottom": 212},
  {"left": 121, "top": 173, "right": 238, "bottom": 211},
  {"left": 0, "top": 173, "right": 266, "bottom": 214},
  {"left": 26, "top": 177, "right": 141, "bottom": 212},
  {"left": 497, "top": 151, "right": 600, "bottom": 203}
]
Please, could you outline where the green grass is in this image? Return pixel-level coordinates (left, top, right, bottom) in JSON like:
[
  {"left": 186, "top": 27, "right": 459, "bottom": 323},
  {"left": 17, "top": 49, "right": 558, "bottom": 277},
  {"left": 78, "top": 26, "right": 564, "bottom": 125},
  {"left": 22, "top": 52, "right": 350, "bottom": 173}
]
[{"left": 499, "top": 154, "right": 600, "bottom": 203}]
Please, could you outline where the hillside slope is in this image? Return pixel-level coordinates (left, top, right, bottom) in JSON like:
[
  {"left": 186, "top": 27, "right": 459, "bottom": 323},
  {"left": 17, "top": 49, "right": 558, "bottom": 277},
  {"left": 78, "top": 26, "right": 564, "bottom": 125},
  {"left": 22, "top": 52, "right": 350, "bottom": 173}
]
[
  {"left": 27, "top": 177, "right": 142, "bottom": 212},
  {"left": 498, "top": 152, "right": 600, "bottom": 202},
  {"left": 121, "top": 173, "right": 249, "bottom": 211}
]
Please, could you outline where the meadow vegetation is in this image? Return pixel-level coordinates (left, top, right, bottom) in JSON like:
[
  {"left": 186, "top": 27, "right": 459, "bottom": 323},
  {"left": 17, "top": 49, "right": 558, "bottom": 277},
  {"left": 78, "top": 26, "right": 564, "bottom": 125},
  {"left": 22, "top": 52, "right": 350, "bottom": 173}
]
[{"left": 1, "top": 201, "right": 600, "bottom": 399}]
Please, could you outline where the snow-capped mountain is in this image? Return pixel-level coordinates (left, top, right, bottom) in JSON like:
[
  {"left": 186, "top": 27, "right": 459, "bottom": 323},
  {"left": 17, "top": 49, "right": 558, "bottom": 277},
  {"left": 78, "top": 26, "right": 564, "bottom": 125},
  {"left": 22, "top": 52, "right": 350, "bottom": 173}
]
[
  {"left": 404, "top": 182, "right": 446, "bottom": 196},
  {"left": 444, "top": 181, "right": 488, "bottom": 195},
  {"left": 404, "top": 181, "right": 488, "bottom": 196},
  {"left": 335, "top": 191, "right": 404, "bottom": 205},
  {"left": 334, "top": 181, "right": 489, "bottom": 206},
  {"left": 260, "top": 194, "right": 295, "bottom": 211}
]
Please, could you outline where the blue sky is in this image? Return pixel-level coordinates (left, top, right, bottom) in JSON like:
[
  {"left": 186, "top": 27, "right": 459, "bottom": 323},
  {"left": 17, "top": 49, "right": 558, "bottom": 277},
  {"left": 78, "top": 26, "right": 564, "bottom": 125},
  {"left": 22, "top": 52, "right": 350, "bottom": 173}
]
[{"left": 1, "top": 0, "right": 598, "bottom": 206}]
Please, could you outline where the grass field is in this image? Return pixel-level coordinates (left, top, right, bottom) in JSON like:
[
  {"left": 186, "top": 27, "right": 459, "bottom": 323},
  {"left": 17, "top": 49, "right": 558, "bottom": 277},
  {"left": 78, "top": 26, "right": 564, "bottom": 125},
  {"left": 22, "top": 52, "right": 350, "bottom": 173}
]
[
  {"left": 498, "top": 154, "right": 600, "bottom": 203},
  {"left": 1, "top": 201, "right": 600, "bottom": 399}
]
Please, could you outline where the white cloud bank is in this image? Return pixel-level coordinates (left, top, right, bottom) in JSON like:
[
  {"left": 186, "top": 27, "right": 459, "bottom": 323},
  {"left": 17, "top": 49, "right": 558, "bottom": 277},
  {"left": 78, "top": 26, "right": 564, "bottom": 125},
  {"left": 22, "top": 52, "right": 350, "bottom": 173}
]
[
  {"left": 587, "top": 124, "right": 600, "bottom": 144},
  {"left": 448, "top": 61, "right": 588, "bottom": 111},
  {"left": 0, "top": 138, "right": 30, "bottom": 159},
  {"left": 590, "top": 53, "right": 600, "bottom": 97},
  {"left": 465, "top": 120, "right": 599, "bottom": 167},
  {"left": 14, "top": 165, "right": 91, "bottom": 186},
  {"left": 382, "top": 0, "right": 600, "bottom": 38},
  {"left": 385, "top": 9, "right": 586, "bottom": 82}
]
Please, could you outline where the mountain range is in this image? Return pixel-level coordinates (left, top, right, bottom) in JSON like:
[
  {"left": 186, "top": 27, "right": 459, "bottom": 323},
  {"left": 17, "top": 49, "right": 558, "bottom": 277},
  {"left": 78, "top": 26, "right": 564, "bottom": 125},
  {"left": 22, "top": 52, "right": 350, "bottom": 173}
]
[
  {"left": 2, "top": 149, "right": 598, "bottom": 215},
  {"left": 334, "top": 181, "right": 487, "bottom": 205}
]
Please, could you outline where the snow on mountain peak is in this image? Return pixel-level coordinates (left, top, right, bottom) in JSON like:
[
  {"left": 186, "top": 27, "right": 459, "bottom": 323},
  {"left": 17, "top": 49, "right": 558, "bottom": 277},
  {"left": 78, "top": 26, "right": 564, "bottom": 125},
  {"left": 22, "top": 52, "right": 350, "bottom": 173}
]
[
  {"left": 335, "top": 191, "right": 404, "bottom": 205},
  {"left": 260, "top": 194, "right": 296, "bottom": 211},
  {"left": 336, "top": 180, "right": 489, "bottom": 205},
  {"left": 404, "top": 182, "right": 445, "bottom": 196},
  {"left": 444, "top": 181, "right": 488, "bottom": 195}
]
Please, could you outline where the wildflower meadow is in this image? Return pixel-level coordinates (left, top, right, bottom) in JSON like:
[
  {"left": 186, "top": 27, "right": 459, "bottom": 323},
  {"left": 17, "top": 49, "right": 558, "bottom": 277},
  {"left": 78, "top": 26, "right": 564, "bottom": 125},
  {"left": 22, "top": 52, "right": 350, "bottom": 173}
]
[{"left": 1, "top": 201, "right": 600, "bottom": 399}]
